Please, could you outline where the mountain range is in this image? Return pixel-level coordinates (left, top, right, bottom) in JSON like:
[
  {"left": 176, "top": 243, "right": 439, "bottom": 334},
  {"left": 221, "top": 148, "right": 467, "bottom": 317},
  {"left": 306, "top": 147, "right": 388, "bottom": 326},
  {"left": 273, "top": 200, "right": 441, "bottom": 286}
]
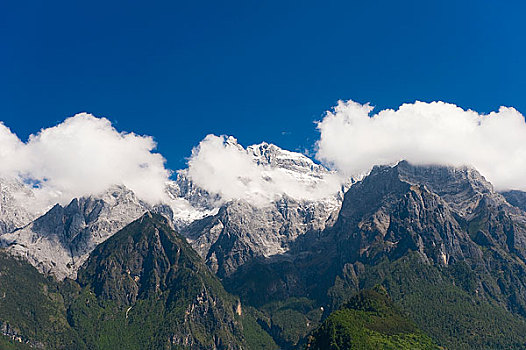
[{"left": 1, "top": 139, "right": 526, "bottom": 349}]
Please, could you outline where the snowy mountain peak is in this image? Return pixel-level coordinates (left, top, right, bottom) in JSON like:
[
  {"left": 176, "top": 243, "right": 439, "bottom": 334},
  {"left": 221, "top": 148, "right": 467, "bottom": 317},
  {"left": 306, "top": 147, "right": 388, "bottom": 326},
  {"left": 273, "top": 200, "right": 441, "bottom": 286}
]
[
  {"left": 0, "top": 136, "right": 349, "bottom": 280},
  {"left": 0, "top": 184, "right": 155, "bottom": 279},
  {"left": 185, "top": 135, "right": 345, "bottom": 206},
  {"left": 247, "top": 142, "right": 327, "bottom": 175},
  {"left": 0, "top": 177, "right": 38, "bottom": 234},
  {"left": 224, "top": 135, "right": 242, "bottom": 147}
]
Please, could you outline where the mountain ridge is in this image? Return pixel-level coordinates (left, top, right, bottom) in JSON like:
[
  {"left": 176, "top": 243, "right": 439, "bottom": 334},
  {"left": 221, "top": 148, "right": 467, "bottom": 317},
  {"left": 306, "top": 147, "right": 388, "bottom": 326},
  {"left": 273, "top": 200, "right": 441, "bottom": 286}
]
[
  {"left": 3, "top": 157, "right": 526, "bottom": 348},
  {"left": 0, "top": 141, "right": 344, "bottom": 280}
]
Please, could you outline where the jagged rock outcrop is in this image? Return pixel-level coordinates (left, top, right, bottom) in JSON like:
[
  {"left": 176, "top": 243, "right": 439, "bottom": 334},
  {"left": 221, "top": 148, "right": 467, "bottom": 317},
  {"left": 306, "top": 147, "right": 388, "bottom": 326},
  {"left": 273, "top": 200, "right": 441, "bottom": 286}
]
[
  {"left": 334, "top": 161, "right": 526, "bottom": 267},
  {"left": 224, "top": 161, "right": 526, "bottom": 310},
  {"left": 246, "top": 142, "right": 330, "bottom": 176},
  {"left": 219, "top": 161, "right": 526, "bottom": 349},
  {"left": 167, "top": 171, "right": 221, "bottom": 211},
  {"left": 502, "top": 190, "right": 526, "bottom": 212},
  {"left": 321, "top": 161, "right": 526, "bottom": 327},
  {"left": 183, "top": 196, "right": 339, "bottom": 278},
  {"left": 0, "top": 185, "right": 164, "bottom": 279}
]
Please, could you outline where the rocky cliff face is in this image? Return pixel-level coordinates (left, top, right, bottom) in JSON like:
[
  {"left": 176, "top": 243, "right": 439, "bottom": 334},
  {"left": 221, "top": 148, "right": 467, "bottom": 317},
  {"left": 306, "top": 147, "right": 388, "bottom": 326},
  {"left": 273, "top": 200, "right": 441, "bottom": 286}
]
[
  {"left": 334, "top": 161, "right": 526, "bottom": 267},
  {"left": 321, "top": 161, "right": 526, "bottom": 320},
  {"left": 183, "top": 196, "right": 339, "bottom": 278},
  {"left": 215, "top": 161, "right": 526, "bottom": 349},
  {"left": 0, "top": 185, "right": 162, "bottom": 279},
  {"left": 246, "top": 142, "right": 330, "bottom": 176},
  {"left": 501, "top": 190, "right": 526, "bottom": 212},
  {"left": 335, "top": 162, "right": 482, "bottom": 266}
]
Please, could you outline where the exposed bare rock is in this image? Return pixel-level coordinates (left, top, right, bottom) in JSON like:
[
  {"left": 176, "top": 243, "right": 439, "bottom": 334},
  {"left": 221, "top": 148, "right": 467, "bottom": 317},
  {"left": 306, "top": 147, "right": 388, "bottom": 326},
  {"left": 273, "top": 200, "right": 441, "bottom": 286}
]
[
  {"left": 0, "top": 185, "right": 161, "bottom": 279},
  {"left": 502, "top": 190, "right": 526, "bottom": 212},
  {"left": 183, "top": 196, "right": 340, "bottom": 278}
]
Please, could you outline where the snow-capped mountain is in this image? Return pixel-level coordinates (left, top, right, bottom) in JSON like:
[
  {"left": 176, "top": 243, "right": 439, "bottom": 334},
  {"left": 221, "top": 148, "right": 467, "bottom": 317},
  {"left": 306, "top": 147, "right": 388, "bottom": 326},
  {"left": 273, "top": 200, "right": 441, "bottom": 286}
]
[
  {"left": 0, "top": 139, "right": 346, "bottom": 280},
  {"left": 182, "top": 195, "right": 341, "bottom": 278},
  {"left": 0, "top": 185, "right": 161, "bottom": 279},
  {"left": 247, "top": 141, "right": 329, "bottom": 176},
  {"left": 0, "top": 177, "right": 40, "bottom": 234},
  {"left": 178, "top": 139, "right": 348, "bottom": 277}
]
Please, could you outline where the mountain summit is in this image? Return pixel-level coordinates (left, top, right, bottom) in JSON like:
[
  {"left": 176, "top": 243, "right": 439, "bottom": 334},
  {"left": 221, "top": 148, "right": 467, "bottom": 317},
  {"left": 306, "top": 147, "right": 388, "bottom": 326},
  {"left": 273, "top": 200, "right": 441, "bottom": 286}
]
[
  {"left": 0, "top": 185, "right": 161, "bottom": 278},
  {"left": 73, "top": 212, "right": 250, "bottom": 349}
]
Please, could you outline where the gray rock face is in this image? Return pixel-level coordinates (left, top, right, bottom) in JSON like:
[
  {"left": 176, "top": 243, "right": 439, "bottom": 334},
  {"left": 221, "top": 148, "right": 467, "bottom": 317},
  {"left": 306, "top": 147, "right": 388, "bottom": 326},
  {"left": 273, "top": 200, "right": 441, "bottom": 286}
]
[
  {"left": 246, "top": 142, "right": 330, "bottom": 177},
  {"left": 336, "top": 162, "right": 480, "bottom": 266},
  {"left": 501, "top": 190, "right": 526, "bottom": 212},
  {"left": 167, "top": 171, "right": 220, "bottom": 211},
  {"left": 183, "top": 196, "right": 340, "bottom": 278},
  {"left": 335, "top": 161, "right": 526, "bottom": 265},
  {"left": 0, "top": 185, "right": 162, "bottom": 279},
  {"left": 395, "top": 160, "right": 500, "bottom": 216}
]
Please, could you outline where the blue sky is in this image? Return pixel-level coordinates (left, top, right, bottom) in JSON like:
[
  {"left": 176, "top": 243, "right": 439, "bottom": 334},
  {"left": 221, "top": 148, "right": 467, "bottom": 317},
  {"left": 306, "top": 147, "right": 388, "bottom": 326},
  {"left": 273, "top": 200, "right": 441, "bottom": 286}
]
[{"left": 2, "top": 0, "right": 525, "bottom": 170}]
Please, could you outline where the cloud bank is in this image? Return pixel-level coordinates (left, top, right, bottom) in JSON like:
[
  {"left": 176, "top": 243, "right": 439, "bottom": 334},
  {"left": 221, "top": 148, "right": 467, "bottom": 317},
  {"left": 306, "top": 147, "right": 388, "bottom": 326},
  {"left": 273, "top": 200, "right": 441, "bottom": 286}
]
[
  {"left": 0, "top": 113, "right": 170, "bottom": 209},
  {"left": 186, "top": 135, "right": 343, "bottom": 205},
  {"left": 315, "top": 100, "right": 526, "bottom": 191},
  {"left": 3, "top": 99, "right": 525, "bottom": 215}
]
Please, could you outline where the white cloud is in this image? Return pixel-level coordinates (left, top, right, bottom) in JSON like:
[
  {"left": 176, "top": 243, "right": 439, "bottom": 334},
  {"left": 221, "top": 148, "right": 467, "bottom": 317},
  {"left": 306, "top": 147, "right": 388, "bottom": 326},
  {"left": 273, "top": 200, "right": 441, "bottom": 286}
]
[
  {"left": 315, "top": 100, "right": 526, "bottom": 191},
  {"left": 0, "top": 122, "right": 25, "bottom": 176},
  {"left": 0, "top": 113, "right": 170, "bottom": 209},
  {"left": 5, "top": 99, "right": 524, "bottom": 216},
  {"left": 186, "top": 134, "right": 343, "bottom": 205}
]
